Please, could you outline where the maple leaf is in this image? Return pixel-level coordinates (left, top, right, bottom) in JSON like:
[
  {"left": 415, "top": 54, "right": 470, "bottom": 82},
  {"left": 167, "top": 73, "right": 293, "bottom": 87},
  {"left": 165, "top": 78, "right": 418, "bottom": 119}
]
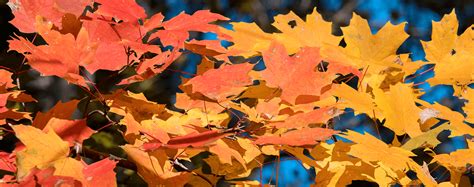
[
  {"left": 0, "top": 110, "right": 30, "bottom": 125},
  {"left": 120, "top": 112, "right": 142, "bottom": 143},
  {"left": 5, "top": 1, "right": 474, "bottom": 186},
  {"left": 10, "top": 16, "right": 153, "bottom": 85},
  {"left": 331, "top": 83, "right": 380, "bottom": 116},
  {"left": 272, "top": 8, "right": 339, "bottom": 47},
  {"left": 32, "top": 99, "right": 80, "bottom": 129},
  {"left": 236, "top": 138, "right": 261, "bottom": 163},
  {"left": 185, "top": 168, "right": 221, "bottom": 186},
  {"left": 6, "top": 91, "right": 36, "bottom": 103},
  {"left": 185, "top": 39, "right": 226, "bottom": 55},
  {"left": 260, "top": 42, "right": 332, "bottom": 104},
  {"left": 254, "top": 127, "right": 337, "bottom": 146},
  {"left": 417, "top": 99, "right": 474, "bottom": 136},
  {"left": 10, "top": 156, "right": 118, "bottom": 186},
  {"left": 51, "top": 157, "right": 118, "bottom": 186},
  {"left": 82, "top": 8, "right": 181, "bottom": 81},
  {"left": 401, "top": 123, "right": 450, "bottom": 150},
  {"left": 432, "top": 145, "right": 474, "bottom": 185},
  {"left": 105, "top": 90, "right": 168, "bottom": 122},
  {"left": 117, "top": 48, "right": 182, "bottom": 85},
  {"left": 81, "top": 19, "right": 132, "bottom": 72},
  {"left": 422, "top": 11, "right": 474, "bottom": 92},
  {"left": 0, "top": 89, "right": 29, "bottom": 126},
  {"left": 222, "top": 8, "right": 340, "bottom": 57},
  {"left": 136, "top": 108, "right": 218, "bottom": 138},
  {"left": 268, "top": 107, "right": 337, "bottom": 129},
  {"left": 51, "top": 157, "right": 85, "bottom": 181},
  {"left": 203, "top": 154, "right": 262, "bottom": 180},
  {"left": 149, "top": 10, "right": 229, "bottom": 48},
  {"left": 143, "top": 13, "right": 164, "bottom": 32},
  {"left": 309, "top": 142, "right": 383, "bottom": 186},
  {"left": 135, "top": 50, "right": 175, "bottom": 75},
  {"left": 279, "top": 146, "right": 318, "bottom": 170},
  {"left": 0, "top": 152, "right": 16, "bottom": 173},
  {"left": 432, "top": 143, "right": 474, "bottom": 170},
  {"left": 373, "top": 83, "right": 422, "bottom": 137},
  {"left": 208, "top": 139, "right": 247, "bottom": 168},
  {"left": 254, "top": 98, "right": 281, "bottom": 118},
  {"left": 323, "top": 13, "right": 409, "bottom": 76},
  {"left": 238, "top": 98, "right": 284, "bottom": 123},
  {"left": 140, "top": 125, "right": 170, "bottom": 145},
  {"left": 342, "top": 130, "right": 415, "bottom": 171},
  {"left": 0, "top": 93, "right": 10, "bottom": 114},
  {"left": 0, "top": 70, "right": 15, "bottom": 89},
  {"left": 220, "top": 22, "right": 273, "bottom": 57},
  {"left": 95, "top": 0, "right": 146, "bottom": 23},
  {"left": 83, "top": 158, "right": 118, "bottom": 187},
  {"left": 185, "top": 63, "right": 254, "bottom": 102},
  {"left": 343, "top": 131, "right": 439, "bottom": 186},
  {"left": 174, "top": 92, "right": 224, "bottom": 113},
  {"left": 7, "top": 0, "right": 90, "bottom": 33},
  {"left": 122, "top": 145, "right": 191, "bottom": 186},
  {"left": 239, "top": 82, "right": 281, "bottom": 100},
  {"left": 8, "top": 21, "right": 95, "bottom": 86},
  {"left": 121, "top": 103, "right": 229, "bottom": 146},
  {"left": 14, "top": 167, "right": 82, "bottom": 186},
  {"left": 142, "top": 129, "right": 232, "bottom": 151},
  {"left": 12, "top": 125, "right": 70, "bottom": 179},
  {"left": 184, "top": 39, "right": 231, "bottom": 62},
  {"left": 82, "top": 19, "right": 129, "bottom": 43},
  {"left": 45, "top": 118, "right": 95, "bottom": 146}
]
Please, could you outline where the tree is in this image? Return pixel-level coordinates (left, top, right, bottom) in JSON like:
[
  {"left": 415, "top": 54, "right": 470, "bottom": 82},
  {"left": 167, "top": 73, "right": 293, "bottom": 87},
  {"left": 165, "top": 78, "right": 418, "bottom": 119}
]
[{"left": 0, "top": 0, "right": 473, "bottom": 186}]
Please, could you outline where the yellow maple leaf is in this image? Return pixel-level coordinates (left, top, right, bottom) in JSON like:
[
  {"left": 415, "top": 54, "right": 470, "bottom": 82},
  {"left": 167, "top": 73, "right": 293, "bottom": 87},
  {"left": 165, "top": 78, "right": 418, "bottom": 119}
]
[
  {"left": 260, "top": 145, "right": 279, "bottom": 156},
  {"left": 221, "top": 22, "right": 273, "bottom": 57},
  {"left": 203, "top": 154, "right": 262, "bottom": 180},
  {"left": 432, "top": 144, "right": 474, "bottom": 170},
  {"left": 309, "top": 142, "right": 375, "bottom": 186},
  {"left": 120, "top": 112, "right": 142, "bottom": 143},
  {"left": 313, "top": 157, "right": 375, "bottom": 186},
  {"left": 343, "top": 131, "right": 437, "bottom": 186},
  {"left": 331, "top": 83, "right": 380, "bottom": 116},
  {"left": 401, "top": 123, "right": 450, "bottom": 150},
  {"left": 364, "top": 163, "right": 408, "bottom": 186},
  {"left": 208, "top": 139, "right": 246, "bottom": 168},
  {"left": 343, "top": 130, "right": 415, "bottom": 171},
  {"left": 417, "top": 99, "right": 474, "bottom": 136},
  {"left": 106, "top": 90, "right": 168, "bottom": 122},
  {"left": 323, "top": 13, "right": 408, "bottom": 75},
  {"left": 222, "top": 8, "right": 339, "bottom": 57},
  {"left": 12, "top": 125, "right": 70, "bottom": 179},
  {"left": 271, "top": 9, "right": 340, "bottom": 54},
  {"left": 432, "top": 146, "right": 474, "bottom": 185},
  {"left": 236, "top": 138, "right": 261, "bottom": 163},
  {"left": 52, "top": 157, "right": 85, "bottom": 181},
  {"left": 140, "top": 108, "right": 228, "bottom": 137},
  {"left": 373, "top": 83, "right": 422, "bottom": 137},
  {"left": 122, "top": 144, "right": 191, "bottom": 186},
  {"left": 422, "top": 11, "right": 474, "bottom": 92},
  {"left": 282, "top": 146, "right": 319, "bottom": 169}
]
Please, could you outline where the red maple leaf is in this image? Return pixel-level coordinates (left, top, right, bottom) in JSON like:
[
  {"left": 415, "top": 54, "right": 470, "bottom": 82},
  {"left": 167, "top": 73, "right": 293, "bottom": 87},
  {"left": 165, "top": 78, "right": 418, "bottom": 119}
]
[
  {"left": 261, "top": 43, "right": 333, "bottom": 105},
  {"left": 255, "top": 128, "right": 338, "bottom": 146}
]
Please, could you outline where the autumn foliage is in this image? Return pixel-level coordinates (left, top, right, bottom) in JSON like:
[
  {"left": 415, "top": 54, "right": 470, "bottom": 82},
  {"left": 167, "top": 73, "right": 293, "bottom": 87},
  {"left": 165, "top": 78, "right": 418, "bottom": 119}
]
[{"left": 1, "top": 0, "right": 474, "bottom": 186}]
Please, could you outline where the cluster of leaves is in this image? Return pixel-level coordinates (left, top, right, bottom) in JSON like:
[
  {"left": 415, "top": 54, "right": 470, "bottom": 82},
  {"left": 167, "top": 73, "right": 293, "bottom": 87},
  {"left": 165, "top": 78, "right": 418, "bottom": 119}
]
[{"left": 1, "top": 0, "right": 473, "bottom": 186}]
